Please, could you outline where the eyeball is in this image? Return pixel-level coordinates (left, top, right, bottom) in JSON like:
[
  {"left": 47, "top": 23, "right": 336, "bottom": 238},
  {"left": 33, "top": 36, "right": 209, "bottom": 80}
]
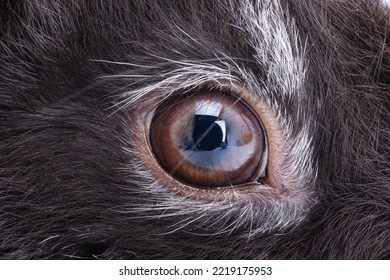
[{"left": 149, "top": 91, "right": 268, "bottom": 188}]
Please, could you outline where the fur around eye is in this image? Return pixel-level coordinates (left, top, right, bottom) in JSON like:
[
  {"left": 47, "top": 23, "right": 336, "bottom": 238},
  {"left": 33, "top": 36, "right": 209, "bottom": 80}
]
[{"left": 0, "top": 0, "right": 389, "bottom": 260}]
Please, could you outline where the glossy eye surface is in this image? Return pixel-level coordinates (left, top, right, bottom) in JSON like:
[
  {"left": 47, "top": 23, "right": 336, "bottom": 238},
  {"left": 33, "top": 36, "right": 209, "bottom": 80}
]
[{"left": 149, "top": 91, "right": 268, "bottom": 188}]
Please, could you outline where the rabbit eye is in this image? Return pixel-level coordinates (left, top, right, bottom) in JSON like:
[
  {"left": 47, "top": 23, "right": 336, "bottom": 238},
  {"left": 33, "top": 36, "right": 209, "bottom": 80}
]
[{"left": 149, "top": 90, "right": 268, "bottom": 188}]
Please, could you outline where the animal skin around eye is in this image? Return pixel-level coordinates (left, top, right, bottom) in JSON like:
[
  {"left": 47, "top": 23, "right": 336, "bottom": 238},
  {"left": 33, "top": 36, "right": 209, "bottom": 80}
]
[{"left": 0, "top": 0, "right": 389, "bottom": 260}]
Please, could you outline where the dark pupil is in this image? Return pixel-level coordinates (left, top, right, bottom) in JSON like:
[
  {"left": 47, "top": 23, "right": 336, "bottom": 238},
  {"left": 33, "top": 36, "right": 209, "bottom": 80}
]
[{"left": 192, "top": 115, "right": 227, "bottom": 151}]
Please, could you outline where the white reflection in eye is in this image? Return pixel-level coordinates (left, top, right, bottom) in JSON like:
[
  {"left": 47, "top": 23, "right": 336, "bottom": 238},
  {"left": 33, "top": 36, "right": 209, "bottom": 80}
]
[{"left": 179, "top": 100, "right": 260, "bottom": 172}]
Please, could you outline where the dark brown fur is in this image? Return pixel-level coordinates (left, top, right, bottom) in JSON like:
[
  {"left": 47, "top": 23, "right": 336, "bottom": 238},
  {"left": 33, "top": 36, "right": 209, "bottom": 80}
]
[{"left": 0, "top": 0, "right": 389, "bottom": 259}]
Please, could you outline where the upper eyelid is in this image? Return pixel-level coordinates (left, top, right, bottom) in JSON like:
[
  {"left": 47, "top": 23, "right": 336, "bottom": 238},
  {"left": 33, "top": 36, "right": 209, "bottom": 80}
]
[
  {"left": 120, "top": 70, "right": 238, "bottom": 108},
  {"left": 95, "top": 56, "right": 291, "bottom": 122}
]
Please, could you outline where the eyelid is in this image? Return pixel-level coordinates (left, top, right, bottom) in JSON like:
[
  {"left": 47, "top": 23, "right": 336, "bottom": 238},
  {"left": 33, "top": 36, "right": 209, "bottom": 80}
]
[{"left": 129, "top": 81, "right": 287, "bottom": 202}]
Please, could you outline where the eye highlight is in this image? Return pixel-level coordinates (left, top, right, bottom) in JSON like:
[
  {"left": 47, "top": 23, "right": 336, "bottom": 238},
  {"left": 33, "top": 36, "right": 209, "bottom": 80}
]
[{"left": 149, "top": 91, "right": 268, "bottom": 188}]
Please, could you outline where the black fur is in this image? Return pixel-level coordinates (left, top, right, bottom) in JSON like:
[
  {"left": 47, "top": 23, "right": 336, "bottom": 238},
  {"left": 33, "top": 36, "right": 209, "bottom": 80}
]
[{"left": 0, "top": 0, "right": 389, "bottom": 259}]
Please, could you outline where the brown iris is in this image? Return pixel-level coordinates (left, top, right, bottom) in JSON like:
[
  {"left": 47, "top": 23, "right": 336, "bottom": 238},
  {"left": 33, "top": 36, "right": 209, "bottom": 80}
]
[{"left": 149, "top": 92, "right": 268, "bottom": 188}]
